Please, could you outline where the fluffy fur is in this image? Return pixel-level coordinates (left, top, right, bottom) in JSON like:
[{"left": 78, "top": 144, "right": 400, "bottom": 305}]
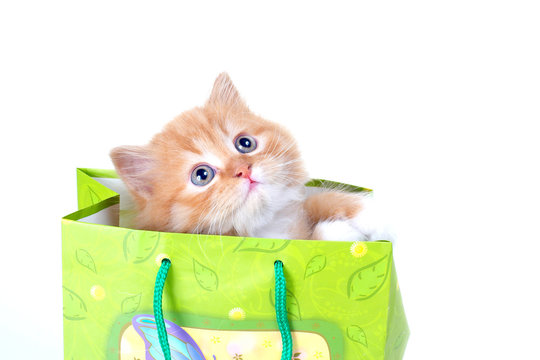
[{"left": 111, "top": 73, "right": 391, "bottom": 241}]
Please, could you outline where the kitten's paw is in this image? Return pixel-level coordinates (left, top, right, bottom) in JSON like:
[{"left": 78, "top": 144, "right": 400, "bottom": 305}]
[
  {"left": 313, "top": 219, "right": 366, "bottom": 242},
  {"left": 350, "top": 195, "right": 396, "bottom": 242},
  {"left": 310, "top": 193, "right": 396, "bottom": 242}
]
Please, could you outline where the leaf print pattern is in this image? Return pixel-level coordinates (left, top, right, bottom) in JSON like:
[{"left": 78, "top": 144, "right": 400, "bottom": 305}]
[
  {"left": 233, "top": 237, "right": 290, "bottom": 253},
  {"left": 123, "top": 231, "right": 160, "bottom": 264},
  {"left": 347, "top": 254, "right": 390, "bottom": 301},
  {"left": 76, "top": 248, "right": 97, "bottom": 273},
  {"left": 121, "top": 294, "right": 142, "bottom": 314},
  {"left": 63, "top": 287, "right": 87, "bottom": 320},
  {"left": 193, "top": 259, "right": 218, "bottom": 291},
  {"left": 269, "top": 288, "right": 301, "bottom": 320},
  {"left": 87, "top": 185, "right": 102, "bottom": 204},
  {"left": 304, "top": 255, "right": 326, "bottom": 278},
  {"left": 347, "top": 325, "right": 368, "bottom": 347}
]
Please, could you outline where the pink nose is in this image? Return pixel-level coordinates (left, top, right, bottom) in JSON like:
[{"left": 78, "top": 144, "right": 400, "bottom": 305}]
[{"left": 235, "top": 165, "right": 252, "bottom": 179}]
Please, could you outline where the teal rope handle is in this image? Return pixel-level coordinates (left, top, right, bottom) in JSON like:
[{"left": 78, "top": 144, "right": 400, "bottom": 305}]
[
  {"left": 153, "top": 257, "right": 293, "bottom": 360},
  {"left": 153, "top": 258, "right": 172, "bottom": 360},
  {"left": 274, "top": 260, "right": 293, "bottom": 360}
]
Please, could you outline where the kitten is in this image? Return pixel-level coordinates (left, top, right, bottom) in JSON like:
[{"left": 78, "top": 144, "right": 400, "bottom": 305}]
[{"left": 111, "top": 73, "right": 392, "bottom": 242}]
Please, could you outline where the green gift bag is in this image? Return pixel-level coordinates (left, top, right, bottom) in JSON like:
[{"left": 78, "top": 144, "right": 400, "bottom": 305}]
[{"left": 62, "top": 168, "right": 409, "bottom": 360}]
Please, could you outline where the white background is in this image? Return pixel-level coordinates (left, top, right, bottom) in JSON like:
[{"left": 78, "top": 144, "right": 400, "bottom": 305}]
[{"left": 1, "top": 1, "right": 539, "bottom": 359}]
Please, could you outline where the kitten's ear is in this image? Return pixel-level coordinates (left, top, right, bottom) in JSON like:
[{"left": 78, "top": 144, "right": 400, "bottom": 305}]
[
  {"left": 110, "top": 145, "right": 155, "bottom": 199},
  {"left": 207, "top": 72, "right": 247, "bottom": 109}
]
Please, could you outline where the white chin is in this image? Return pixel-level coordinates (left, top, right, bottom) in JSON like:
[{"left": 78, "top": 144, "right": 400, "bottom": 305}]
[
  {"left": 232, "top": 183, "right": 303, "bottom": 236},
  {"left": 233, "top": 185, "right": 271, "bottom": 232},
  {"left": 243, "top": 185, "right": 265, "bottom": 210}
]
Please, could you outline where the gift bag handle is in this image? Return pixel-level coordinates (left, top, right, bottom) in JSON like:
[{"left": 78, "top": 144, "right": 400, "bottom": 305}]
[
  {"left": 274, "top": 260, "right": 293, "bottom": 360},
  {"left": 153, "top": 258, "right": 172, "bottom": 359},
  {"left": 153, "top": 258, "right": 293, "bottom": 360}
]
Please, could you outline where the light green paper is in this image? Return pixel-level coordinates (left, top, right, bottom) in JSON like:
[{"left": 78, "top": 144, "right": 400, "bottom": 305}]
[{"left": 62, "top": 168, "right": 409, "bottom": 359}]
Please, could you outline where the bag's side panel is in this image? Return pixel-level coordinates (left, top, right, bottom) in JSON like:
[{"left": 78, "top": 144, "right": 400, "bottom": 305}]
[
  {"left": 383, "top": 261, "right": 410, "bottom": 360},
  {"left": 76, "top": 168, "right": 118, "bottom": 210}
]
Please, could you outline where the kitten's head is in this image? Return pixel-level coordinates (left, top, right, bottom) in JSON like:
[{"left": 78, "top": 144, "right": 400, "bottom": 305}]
[{"left": 111, "top": 73, "right": 308, "bottom": 234}]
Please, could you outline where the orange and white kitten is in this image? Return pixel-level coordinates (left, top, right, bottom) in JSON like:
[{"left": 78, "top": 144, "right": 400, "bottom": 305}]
[{"left": 111, "top": 73, "right": 392, "bottom": 242}]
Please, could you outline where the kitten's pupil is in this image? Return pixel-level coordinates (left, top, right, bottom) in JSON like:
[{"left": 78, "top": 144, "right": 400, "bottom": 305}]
[
  {"left": 240, "top": 138, "right": 251, "bottom": 148},
  {"left": 197, "top": 168, "right": 208, "bottom": 181}
]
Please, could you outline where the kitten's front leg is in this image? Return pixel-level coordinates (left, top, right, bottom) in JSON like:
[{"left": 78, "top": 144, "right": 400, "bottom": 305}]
[{"left": 305, "top": 192, "right": 394, "bottom": 242}]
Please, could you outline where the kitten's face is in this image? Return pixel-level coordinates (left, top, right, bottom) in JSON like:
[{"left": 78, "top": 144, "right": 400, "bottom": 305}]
[{"left": 111, "top": 73, "right": 308, "bottom": 234}]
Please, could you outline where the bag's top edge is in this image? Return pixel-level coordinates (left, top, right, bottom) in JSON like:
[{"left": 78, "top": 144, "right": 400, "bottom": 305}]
[
  {"left": 77, "top": 168, "right": 119, "bottom": 179},
  {"left": 305, "top": 178, "right": 372, "bottom": 193}
]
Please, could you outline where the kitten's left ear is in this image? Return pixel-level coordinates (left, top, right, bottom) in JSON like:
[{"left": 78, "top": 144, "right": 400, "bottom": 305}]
[
  {"left": 110, "top": 145, "right": 155, "bottom": 200},
  {"left": 207, "top": 72, "right": 248, "bottom": 109}
]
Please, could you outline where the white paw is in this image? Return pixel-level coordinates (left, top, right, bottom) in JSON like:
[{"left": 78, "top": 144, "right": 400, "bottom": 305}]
[
  {"left": 314, "top": 220, "right": 366, "bottom": 242},
  {"left": 350, "top": 195, "right": 396, "bottom": 242}
]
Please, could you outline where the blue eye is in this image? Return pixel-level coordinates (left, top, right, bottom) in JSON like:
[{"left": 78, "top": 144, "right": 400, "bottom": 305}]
[
  {"left": 234, "top": 135, "right": 257, "bottom": 153},
  {"left": 191, "top": 165, "right": 215, "bottom": 186}
]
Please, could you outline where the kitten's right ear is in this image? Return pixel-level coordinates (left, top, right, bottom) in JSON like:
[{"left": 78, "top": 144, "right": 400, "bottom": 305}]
[
  {"left": 110, "top": 145, "right": 154, "bottom": 199},
  {"left": 206, "top": 72, "right": 247, "bottom": 109}
]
